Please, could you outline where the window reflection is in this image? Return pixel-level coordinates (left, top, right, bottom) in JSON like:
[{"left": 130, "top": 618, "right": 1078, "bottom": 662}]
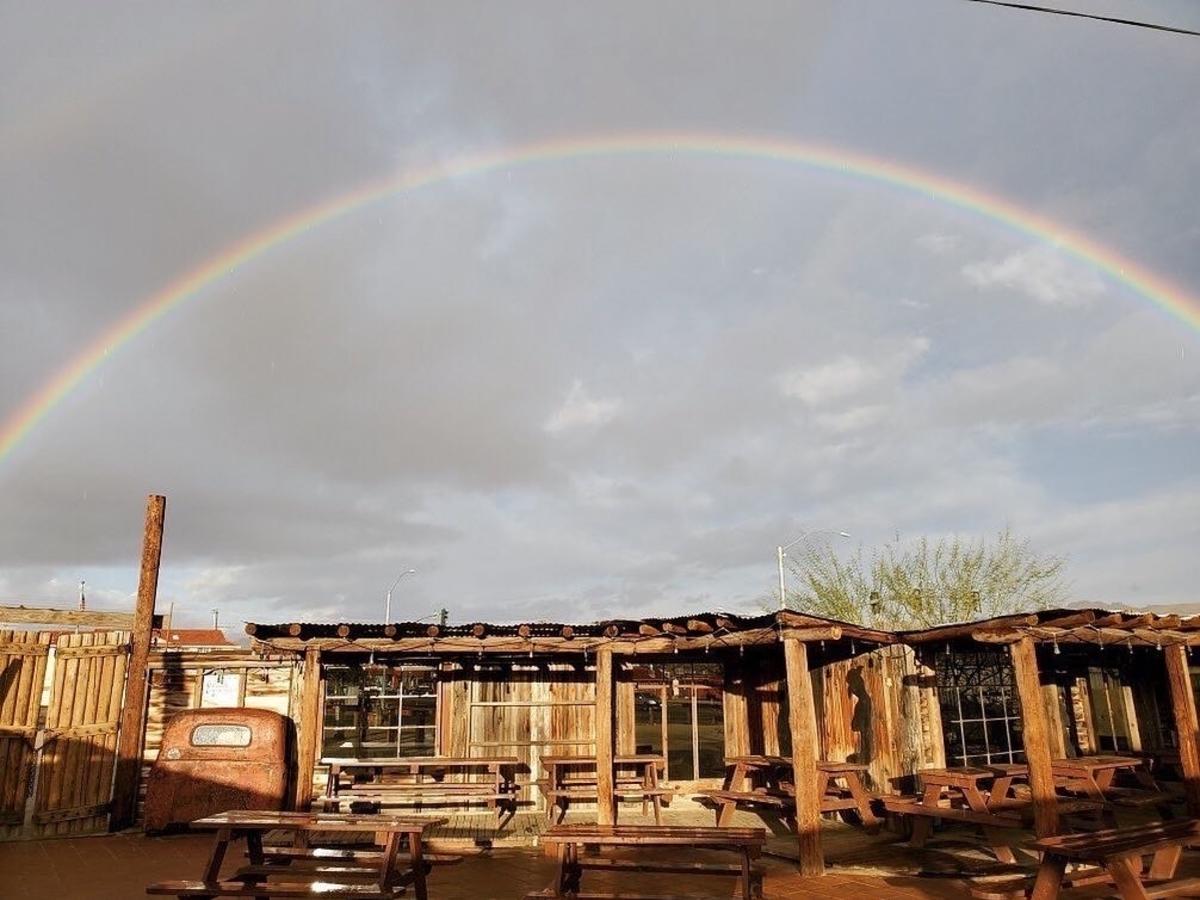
[
  {"left": 628, "top": 662, "right": 725, "bottom": 780},
  {"left": 322, "top": 663, "right": 438, "bottom": 759}
]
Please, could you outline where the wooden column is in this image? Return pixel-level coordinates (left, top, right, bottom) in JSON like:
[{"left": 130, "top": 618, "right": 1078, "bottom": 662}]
[
  {"left": 1009, "top": 636, "right": 1059, "bottom": 837},
  {"left": 1164, "top": 644, "right": 1200, "bottom": 817},
  {"left": 294, "top": 646, "right": 322, "bottom": 810},
  {"left": 783, "top": 638, "right": 824, "bottom": 876},
  {"left": 595, "top": 647, "right": 615, "bottom": 825},
  {"left": 110, "top": 493, "right": 166, "bottom": 831}
]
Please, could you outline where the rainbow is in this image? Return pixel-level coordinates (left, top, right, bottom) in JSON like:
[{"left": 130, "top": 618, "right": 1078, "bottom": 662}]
[{"left": 2, "top": 131, "right": 1198, "bottom": 465}]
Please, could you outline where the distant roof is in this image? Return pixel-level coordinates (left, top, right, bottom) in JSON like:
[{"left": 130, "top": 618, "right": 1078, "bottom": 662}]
[{"left": 151, "top": 628, "right": 235, "bottom": 647}]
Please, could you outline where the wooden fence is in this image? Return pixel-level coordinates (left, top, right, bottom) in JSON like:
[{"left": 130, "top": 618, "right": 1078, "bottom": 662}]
[{"left": 0, "top": 630, "right": 128, "bottom": 839}]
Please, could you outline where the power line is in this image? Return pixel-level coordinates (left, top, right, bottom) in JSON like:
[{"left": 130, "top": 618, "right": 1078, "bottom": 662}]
[{"left": 960, "top": 0, "right": 1200, "bottom": 37}]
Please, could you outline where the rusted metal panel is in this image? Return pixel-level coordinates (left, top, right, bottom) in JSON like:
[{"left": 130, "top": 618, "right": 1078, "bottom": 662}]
[{"left": 143, "top": 707, "right": 288, "bottom": 832}]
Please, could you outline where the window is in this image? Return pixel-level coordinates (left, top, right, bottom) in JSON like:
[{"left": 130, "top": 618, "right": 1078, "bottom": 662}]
[
  {"left": 191, "top": 723, "right": 252, "bottom": 747},
  {"left": 936, "top": 649, "right": 1024, "bottom": 767},
  {"left": 322, "top": 663, "right": 438, "bottom": 759},
  {"left": 629, "top": 662, "right": 724, "bottom": 781}
]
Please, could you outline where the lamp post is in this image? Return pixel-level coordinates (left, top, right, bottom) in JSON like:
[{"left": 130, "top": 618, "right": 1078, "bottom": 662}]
[
  {"left": 776, "top": 530, "right": 850, "bottom": 610},
  {"left": 384, "top": 568, "right": 417, "bottom": 622}
]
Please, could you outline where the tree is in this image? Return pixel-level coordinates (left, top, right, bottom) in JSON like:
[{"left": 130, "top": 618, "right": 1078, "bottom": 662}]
[{"left": 782, "top": 529, "right": 1069, "bottom": 628}]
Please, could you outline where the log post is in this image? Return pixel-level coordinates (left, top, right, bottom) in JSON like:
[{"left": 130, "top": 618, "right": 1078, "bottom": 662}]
[
  {"left": 1164, "top": 644, "right": 1200, "bottom": 817},
  {"left": 783, "top": 638, "right": 824, "bottom": 876},
  {"left": 110, "top": 493, "right": 166, "bottom": 831},
  {"left": 595, "top": 647, "right": 615, "bottom": 825},
  {"left": 1009, "top": 636, "right": 1059, "bottom": 837},
  {"left": 294, "top": 646, "right": 322, "bottom": 810}
]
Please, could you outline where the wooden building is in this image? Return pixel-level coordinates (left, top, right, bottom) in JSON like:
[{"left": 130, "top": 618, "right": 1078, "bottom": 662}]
[{"left": 245, "top": 607, "right": 1200, "bottom": 875}]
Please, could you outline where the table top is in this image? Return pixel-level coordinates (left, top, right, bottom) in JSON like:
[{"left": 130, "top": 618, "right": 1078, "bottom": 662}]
[
  {"left": 541, "top": 754, "right": 665, "bottom": 765},
  {"left": 191, "top": 810, "right": 447, "bottom": 833},
  {"left": 321, "top": 756, "right": 520, "bottom": 767},
  {"left": 919, "top": 766, "right": 1002, "bottom": 782},
  {"left": 1052, "top": 755, "right": 1145, "bottom": 771},
  {"left": 1030, "top": 818, "right": 1200, "bottom": 860},
  {"left": 541, "top": 823, "right": 767, "bottom": 846},
  {"left": 725, "top": 755, "right": 791, "bottom": 767},
  {"left": 725, "top": 756, "right": 867, "bottom": 773}
]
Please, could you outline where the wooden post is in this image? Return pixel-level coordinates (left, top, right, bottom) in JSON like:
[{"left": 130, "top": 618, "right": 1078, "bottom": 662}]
[
  {"left": 595, "top": 647, "right": 615, "bottom": 825},
  {"left": 1009, "top": 636, "right": 1059, "bottom": 837},
  {"left": 294, "top": 646, "right": 322, "bottom": 810},
  {"left": 1164, "top": 644, "right": 1200, "bottom": 817},
  {"left": 110, "top": 493, "right": 165, "bottom": 831},
  {"left": 783, "top": 638, "right": 824, "bottom": 876}
]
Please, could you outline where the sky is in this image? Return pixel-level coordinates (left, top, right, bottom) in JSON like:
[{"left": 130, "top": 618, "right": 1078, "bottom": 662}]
[{"left": 1, "top": 1, "right": 1198, "bottom": 631}]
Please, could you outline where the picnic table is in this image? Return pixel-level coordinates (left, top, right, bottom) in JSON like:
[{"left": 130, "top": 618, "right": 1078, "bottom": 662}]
[
  {"left": 145, "top": 810, "right": 446, "bottom": 900},
  {"left": 885, "top": 766, "right": 1106, "bottom": 864},
  {"left": 702, "top": 755, "right": 880, "bottom": 830},
  {"left": 1025, "top": 818, "right": 1200, "bottom": 899},
  {"left": 1051, "top": 755, "right": 1165, "bottom": 804},
  {"left": 990, "top": 756, "right": 1170, "bottom": 819},
  {"left": 528, "top": 823, "right": 766, "bottom": 899},
  {"left": 885, "top": 767, "right": 1031, "bottom": 864},
  {"left": 539, "top": 754, "right": 672, "bottom": 824},
  {"left": 321, "top": 756, "right": 520, "bottom": 817}
]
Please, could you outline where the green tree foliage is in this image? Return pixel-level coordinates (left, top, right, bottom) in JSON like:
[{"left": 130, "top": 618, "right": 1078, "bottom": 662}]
[{"left": 783, "top": 529, "right": 1069, "bottom": 628}]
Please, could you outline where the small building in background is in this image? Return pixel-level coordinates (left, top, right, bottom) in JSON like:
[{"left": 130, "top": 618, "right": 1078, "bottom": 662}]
[{"left": 150, "top": 627, "right": 237, "bottom": 653}]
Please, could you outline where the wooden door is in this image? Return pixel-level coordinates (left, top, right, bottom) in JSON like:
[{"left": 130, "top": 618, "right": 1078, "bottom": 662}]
[
  {"left": 0, "top": 630, "right": 52, "bottom": 840},
  {"left": 32, "top": 631, "right": 130, "bottom": 836}
]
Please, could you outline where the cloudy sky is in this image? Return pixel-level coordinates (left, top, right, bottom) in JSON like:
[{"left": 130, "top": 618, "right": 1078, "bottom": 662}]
[{"left": 1, "top": 1, "right": 1198, "bottom": 631}]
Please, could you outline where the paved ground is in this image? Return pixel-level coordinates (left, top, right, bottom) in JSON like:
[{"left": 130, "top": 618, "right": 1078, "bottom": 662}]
[{"left": 0, "top": 829, "right": 973, "bottom": 899}]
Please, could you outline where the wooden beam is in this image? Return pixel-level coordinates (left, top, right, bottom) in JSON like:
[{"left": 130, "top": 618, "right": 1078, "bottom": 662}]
[
  {"left": 0, "top": 606, "right": 163, "bottom": 629},
  {"left": 595, "top": 647, "right": 615, "bottom": 825},
  {"left": 294, "top": 646, "right": 322, "bottom": 811},
  {"left": 777, "top": 626, "right": 842, "bottom": 643},
  {"left": 1164, "top": 644, "right": 1200, "bottom": 817},
  {"left": 783, "top": 638, "right": 824, "bottom": 876},
  {"left": 1009, "top": 636, "right": 1058, "bottom": 838},
  {"left": 1038, "top": 611, "right": 1097, "bottom": 629},
  {"left": 110, "top": 493, "right": 166, "bottom": 831}
]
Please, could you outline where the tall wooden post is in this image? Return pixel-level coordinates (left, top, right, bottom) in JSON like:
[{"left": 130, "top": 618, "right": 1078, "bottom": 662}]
[
  {"left": 595, "top": 647, "right": 615, "bottom": 825},
  {"left": 1164, "top": 644, "right": 1200, "bottom": 817},
  {"left": 294, "top": 646, "right": 322, "bottom": 810},
  {"left": 783, "top": 638, "right": 824, "bottom": 876},
  {"left": 110, "top": 494, "right": 166, "bottom": 831},
  {"left": 1009, "top": 636, "right": 1059, "bottom": 837}
]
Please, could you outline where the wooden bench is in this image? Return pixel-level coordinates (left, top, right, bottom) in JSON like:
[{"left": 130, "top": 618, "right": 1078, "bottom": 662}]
[
  {"left": 1023, "top": 818, "right": 1200, "bottom": 899},
  {"left": 147, "top": 880, "right": 400, "bottom": 898},
  {"left": 321, "top": 757, "right": 519, "bottom": 818},
  {"left": 697, "top": 789, "right": 795, "bottom": 828},
  {"left": 530, "top": 824, "right": 766, "bottom": 899},
  {"left": 146, "top": 810, "right": 444, "bottom": 900},
  {"left": 539, "top": 755, "right": 672, "bottom": 825},
  {"left": 258, "top": 846, "right": 462, "bottom": 867}
]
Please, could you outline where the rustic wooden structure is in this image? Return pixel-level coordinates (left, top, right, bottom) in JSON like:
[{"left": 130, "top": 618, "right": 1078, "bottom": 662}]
[{"left": 237, "top": 606, "right": 1200, "bottom": 873}]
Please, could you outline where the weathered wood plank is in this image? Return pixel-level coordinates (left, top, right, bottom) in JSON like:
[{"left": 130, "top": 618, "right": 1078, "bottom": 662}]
[
  {"left": 783, "top": 639, "right": 823, "bottom": 876},
  {"left": 1164, "top": 644, "right": 1200, "bottom": 817},
  {"left": 1009, "top": 636, "right": 1058, "bottom": 838},
  {"left": 111, "top": 494, "right": 165, "bottom": 830}
]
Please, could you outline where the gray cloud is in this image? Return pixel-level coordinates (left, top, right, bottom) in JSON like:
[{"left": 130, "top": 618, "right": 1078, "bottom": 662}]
[{"left": 2, "top": 1, "right": 1198, "bottom": 629}]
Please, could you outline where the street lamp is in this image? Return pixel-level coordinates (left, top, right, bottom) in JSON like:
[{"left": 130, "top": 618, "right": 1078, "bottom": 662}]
[
  {"left": 384, "top": 568, "right": 417, "bottom": 622},
  {"left": 776, "top": 530, "right": 850, "bottom": 610}
]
